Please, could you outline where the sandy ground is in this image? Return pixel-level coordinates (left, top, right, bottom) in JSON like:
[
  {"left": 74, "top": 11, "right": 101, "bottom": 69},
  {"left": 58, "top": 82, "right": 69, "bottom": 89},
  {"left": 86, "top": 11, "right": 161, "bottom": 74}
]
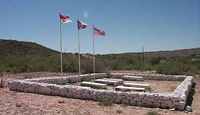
[
  {"left": 127, "top": 80, "right": 180, "bottom": 92},
  {"left": 0, "top": 72, "right": 199, "bottom": 115},
  {"left": 73, "top": 80, "right": 180, "bottom": 93}
]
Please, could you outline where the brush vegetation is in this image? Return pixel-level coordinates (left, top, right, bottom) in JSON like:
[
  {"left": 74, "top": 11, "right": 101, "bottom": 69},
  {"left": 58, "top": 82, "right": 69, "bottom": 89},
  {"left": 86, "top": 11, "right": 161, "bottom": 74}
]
[
  {"left": 98, "top": 49, "right": 200, "bottom": 75},
  {"left": 0, "top": 39, "right": 199, "bottom": 75},
  {"left": 0, "top": 39, "right": 106, "bottom": 73}
]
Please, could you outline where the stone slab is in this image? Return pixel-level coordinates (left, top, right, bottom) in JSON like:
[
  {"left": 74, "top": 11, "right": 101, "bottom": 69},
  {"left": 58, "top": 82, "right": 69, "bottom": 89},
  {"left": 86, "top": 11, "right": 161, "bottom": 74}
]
[
  {"left": 80, "top": 81, "right": 107, "bottom": 89},
  {"left": 111, "top": 73, "right": 186, "bottom": 81},
  {"left": 123, "top": 75, "right": 144, "bottom": 81},
  {"left": 95, "top": 78, "right": 123, "bottom": 86},
  {"left": 115, "top": 85, "right": 145, "bottom": 92},
  {"left": 123, "top": 82, "right": 150, "bottom": 89}
]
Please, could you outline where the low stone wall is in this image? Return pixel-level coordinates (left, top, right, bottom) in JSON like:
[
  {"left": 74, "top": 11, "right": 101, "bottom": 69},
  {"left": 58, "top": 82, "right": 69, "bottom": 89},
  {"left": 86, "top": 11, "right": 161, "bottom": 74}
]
[
  {"left": 173, "top": 76, "right": 193, "bottom": 110},
  {"left": 25, "top": 73, "right": 108, "bottom": 85},
  {"left": 8, "top": 73, "right": 193, "bottom": 111},
  {"left": 111, "top": 73, "right": 186, "bottom": 81}
]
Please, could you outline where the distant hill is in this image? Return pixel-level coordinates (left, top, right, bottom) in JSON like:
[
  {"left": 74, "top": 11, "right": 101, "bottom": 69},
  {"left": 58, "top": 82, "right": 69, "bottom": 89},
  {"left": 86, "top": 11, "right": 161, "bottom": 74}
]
[
  {"left": 0, "top": 39, "right": 58, "bottom": 56},
  {"left": 98, "top": 48, "right": 200, "bottom": 75},
  {"left": 103, "top": 48, "right": 200, "bottom": 58},
  {"left": 0, "top": 39, "right": 199, "bottom": 75},
  {"left": 145, "top": 48, "right": 200, "bottom": 57},
  {"left": 0, "top": 39, "right": 105, "bottom": 73}
]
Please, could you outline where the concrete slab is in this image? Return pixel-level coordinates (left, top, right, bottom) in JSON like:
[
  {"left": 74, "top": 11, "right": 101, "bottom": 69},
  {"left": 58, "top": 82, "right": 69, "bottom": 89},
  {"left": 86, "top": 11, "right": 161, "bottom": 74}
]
[
  {"left": 123, "top": 75, "right": 144, "bottom": 81},
  {"left": 80, "top": 81, "right": 107, "bottom": 89},
  {"left": 115, "top": 85, "right": 145, "bottom": 92},
  {"left": 95, "top": 78, "right": 123, "bottom": 86}
]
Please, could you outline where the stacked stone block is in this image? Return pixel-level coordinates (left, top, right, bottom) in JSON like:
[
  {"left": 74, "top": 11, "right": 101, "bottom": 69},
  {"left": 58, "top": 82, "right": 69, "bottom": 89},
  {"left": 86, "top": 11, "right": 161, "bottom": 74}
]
[{"left": 8, "top": 73, "right": 193, "bottom": 111}]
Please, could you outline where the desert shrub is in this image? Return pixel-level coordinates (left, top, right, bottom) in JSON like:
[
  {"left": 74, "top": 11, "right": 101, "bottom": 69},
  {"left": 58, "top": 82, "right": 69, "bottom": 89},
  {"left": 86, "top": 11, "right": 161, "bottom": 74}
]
[
  {"left": 63, "top": 62, "right": 77, "bottom": 72},
  {"left": 97, "top": 52, "right": 200, "bottom": 75},
  {"left": 146, "top": 111, "right": 159, "bottom": 115},
  {"left": 154, "top": 59, "right": 199, "bottom": 75},
  {"left": 146, "top": 87, "right": 152, "bottom": 92},
  {"left": 116, "top": 109, "right": 123, "bottom": 114},
  {"left": 150, "top": 57, "right": 161, "bottom": 65},
  {"left": 81, "top": 58, "right": 108, "bottom": 74},
  {"left": 98, "top": 96, "right": 113, "bottom": 106},
  {"left": 0, "top": 39, "right": 199, "bottom": 75},
  {"left": 156, "top": 62, "right": 181, "bottom": 75}
]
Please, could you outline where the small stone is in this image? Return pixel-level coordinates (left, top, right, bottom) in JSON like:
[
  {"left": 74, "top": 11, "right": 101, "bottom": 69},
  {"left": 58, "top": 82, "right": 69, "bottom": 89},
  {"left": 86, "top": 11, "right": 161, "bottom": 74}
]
[
  {"left": 185, "top": 106, "right": 192, "bottom": 112},
  {"left": 16, "top": 103, "right": 22, "bottom": 107},
  {"left": 169, "top": 108, "right": 175, "bottom": 111},
  {"left": 116, "top": 109, "right": 123, "bottom": 114},
  {"left": 58, "top": 100, "right": 65, "bottom": 104}
]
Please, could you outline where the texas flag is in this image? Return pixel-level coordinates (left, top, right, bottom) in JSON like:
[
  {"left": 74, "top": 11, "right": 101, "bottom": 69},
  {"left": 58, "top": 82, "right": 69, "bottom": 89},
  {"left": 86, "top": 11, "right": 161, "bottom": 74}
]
[
  {"left": 93, "top": 26, "right": 105, "bottom": 36},
  {"left": 77, "top": 20, "right": 87, "bottom": 30},
  {"left": 59, "top": 13, "right": 72, "bottom": 24}
]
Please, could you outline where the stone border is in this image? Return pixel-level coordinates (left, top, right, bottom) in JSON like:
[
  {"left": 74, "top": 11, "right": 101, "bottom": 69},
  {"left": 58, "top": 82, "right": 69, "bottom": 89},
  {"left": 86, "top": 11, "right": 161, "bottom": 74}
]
[
  {"left": 111, "top": 73, "right": 187, "bottom": 81},
  {"left": 25, "top": 73, "right": 108, "bottom": 84},
  {"left": 8, "top": 73, "right": 193, "bottom": 111}
]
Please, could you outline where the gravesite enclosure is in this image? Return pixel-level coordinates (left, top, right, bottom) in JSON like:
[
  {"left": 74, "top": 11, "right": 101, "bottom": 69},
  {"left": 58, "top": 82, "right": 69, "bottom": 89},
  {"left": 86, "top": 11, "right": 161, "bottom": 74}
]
[{"left": 8, "top": 72, "right": 193, "bottom": 111}]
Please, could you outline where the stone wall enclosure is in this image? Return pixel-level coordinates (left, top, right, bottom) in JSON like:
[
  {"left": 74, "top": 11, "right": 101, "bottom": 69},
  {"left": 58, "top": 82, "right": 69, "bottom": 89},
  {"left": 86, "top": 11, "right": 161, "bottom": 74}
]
[{"left": 8, "top": 73, "right": 193, "bottom": 111}]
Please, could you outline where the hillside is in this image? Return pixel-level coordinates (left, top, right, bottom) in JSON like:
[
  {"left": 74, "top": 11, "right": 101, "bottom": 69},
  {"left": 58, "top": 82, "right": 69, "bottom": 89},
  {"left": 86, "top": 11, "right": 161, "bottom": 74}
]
[
  {"left": 0, "top": 39, "right": 199, "bottom": 75},
  {"left": 0, "top": 39, "right": 58, "bottom": 56},
  {"left": 144, "top": 48, "right": 200, "bottom": 57},
  {"left": 0, "top": 39, "right": 105, "bottom": 73},
  {"left": 98, "top": 48, "right": 200, "bottom": 75}
]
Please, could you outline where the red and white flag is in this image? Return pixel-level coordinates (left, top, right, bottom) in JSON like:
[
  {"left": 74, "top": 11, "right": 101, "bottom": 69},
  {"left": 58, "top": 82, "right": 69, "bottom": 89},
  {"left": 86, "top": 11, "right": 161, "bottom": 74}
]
[
  {"left": 93, "top": 27, "right": 105, "bottom": 36},
  {"left": 77, "top": 20, "right": 87, "bottom": 30},
  {"left": 59, "top": 13, "right": 72, "bottom": 24}
]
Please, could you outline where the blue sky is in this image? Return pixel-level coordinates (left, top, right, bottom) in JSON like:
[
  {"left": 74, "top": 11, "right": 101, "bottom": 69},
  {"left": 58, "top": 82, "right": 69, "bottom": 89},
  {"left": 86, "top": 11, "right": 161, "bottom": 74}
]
[{"left": 0, "top": 0, "right": 199, "bottom": 54}]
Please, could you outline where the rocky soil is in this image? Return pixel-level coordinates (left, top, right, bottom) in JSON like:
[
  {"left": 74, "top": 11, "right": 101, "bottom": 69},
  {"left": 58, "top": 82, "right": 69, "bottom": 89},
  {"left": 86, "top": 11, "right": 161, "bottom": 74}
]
[{"left": 0, "top": 72, "right": 199, "bottom": 115}]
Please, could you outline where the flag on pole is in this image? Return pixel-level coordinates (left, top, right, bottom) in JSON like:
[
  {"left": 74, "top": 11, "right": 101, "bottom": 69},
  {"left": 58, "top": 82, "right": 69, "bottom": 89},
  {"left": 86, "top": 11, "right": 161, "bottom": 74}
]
[
  {"left": 59, "top": 13, "right": 72, "bottom": 24},
  {"left": 92, "top": 26, "right": 105, "bottom": 76},
  {"left": 76, "top": 19, "right": 88, "bottom": 77},
  {"left": 58, "top": 13, "right": 72, "bottom": 73},
  {"left": 93, "top": 27, "right": 106, "bottom": 36},
  {"left": 77, "top": 20, "right": 87, "bottom": 30}
]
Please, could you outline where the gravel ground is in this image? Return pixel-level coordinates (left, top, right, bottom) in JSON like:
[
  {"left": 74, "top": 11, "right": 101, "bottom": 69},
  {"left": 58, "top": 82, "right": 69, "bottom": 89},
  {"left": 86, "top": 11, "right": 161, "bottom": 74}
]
[{"left": 0, "top": 72, "right": 199, "bottom": 115}]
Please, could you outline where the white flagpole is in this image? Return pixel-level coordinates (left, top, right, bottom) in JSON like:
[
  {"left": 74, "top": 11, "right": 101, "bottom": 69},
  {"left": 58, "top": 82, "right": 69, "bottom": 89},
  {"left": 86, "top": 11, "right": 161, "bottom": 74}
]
[
  {"left": 78, "top": 26, "right": 81, "bottom": 77},
  {"left": 92, "top": 27, "right": 96, "bottom": 76},
  {"left": 59, "top": 18, "right": 63, "bottom": 73},
  {"left": 142, "top": 46, "right": 145, "bottom": 71}
]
